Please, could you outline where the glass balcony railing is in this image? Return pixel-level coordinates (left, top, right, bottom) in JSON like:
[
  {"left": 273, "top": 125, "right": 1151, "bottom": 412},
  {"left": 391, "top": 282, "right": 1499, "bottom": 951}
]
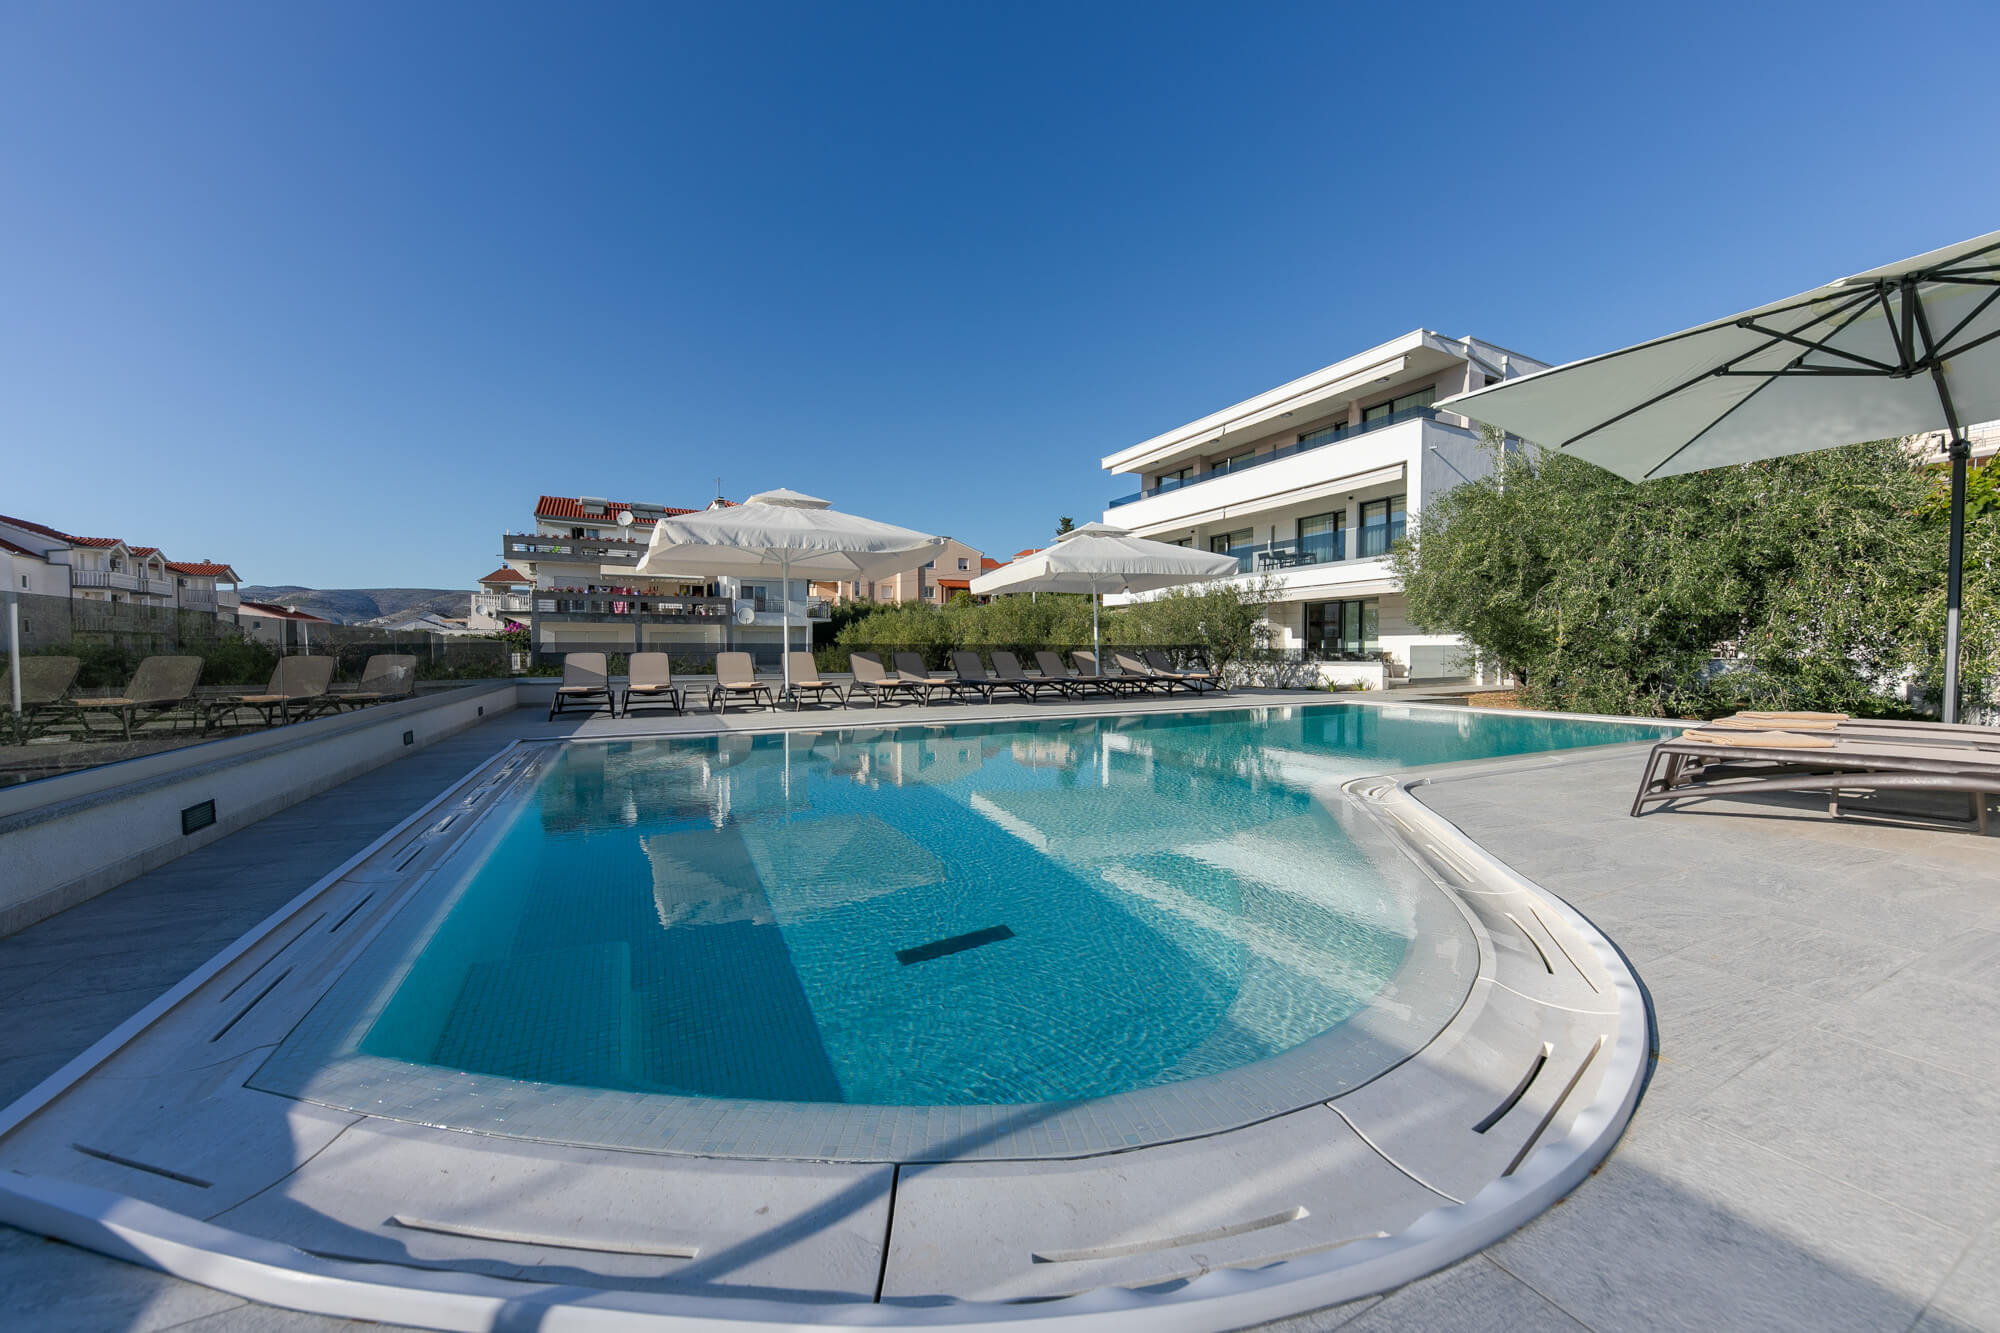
[{"left": 1109, "top": 404, "right": 1440, "bottom": 507}]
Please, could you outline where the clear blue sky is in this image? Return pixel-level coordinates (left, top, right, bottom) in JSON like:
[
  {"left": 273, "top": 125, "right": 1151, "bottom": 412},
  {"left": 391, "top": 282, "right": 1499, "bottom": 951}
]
[{"left": 5, "top": 1, "right": 1997, "bottom": 589}]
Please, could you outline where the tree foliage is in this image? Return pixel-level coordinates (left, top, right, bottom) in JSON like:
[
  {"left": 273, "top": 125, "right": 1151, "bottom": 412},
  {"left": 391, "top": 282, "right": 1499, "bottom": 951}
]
[
  {"left": 830, "top": 577, "right": 1277, "bottom": 671},
  {"left": 1391, "top": 435, "right": 1998, "bottom": 717}
]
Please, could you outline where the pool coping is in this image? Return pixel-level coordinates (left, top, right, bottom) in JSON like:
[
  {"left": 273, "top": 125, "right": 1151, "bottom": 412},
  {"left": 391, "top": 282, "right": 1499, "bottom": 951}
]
[{"left": 0, "top": 700, "right": 1657, "bottom": 1328}]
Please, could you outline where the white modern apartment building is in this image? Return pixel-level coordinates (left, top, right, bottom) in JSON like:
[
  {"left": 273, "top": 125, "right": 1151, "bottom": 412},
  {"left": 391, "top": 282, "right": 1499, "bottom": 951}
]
[
  {"left": 497, "top": 494, "right": 835, "bottom": 662},
  {"left": 1100, "top": 330, "right": 1546, "bottom": 684}
]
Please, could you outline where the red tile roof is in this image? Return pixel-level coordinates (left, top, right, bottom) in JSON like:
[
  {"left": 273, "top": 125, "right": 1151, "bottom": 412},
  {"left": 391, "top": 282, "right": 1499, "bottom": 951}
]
[
  {"left": 237, "top": 600, "right": 331, "bottom": 622},
  {"left": 936, "top": 579, "right": 972, "bottom": 589},
  {"left": 0, "top": 513, "right": 124, "bottom": 548},
  {"left": 980, "top": 557, "right": 1003, "bottom": 571},
  {"left": 534, "top": 496, "right": 700, "bottom": 525},
  {"left": 1012, "top": 548, "right": 1041, "bottom": 561},
  {"left": 128, "top": 545, "right": 161, "bottom": 556},
  {"left": 166, "top": 561, "right": 238, "bottom": 579},
  {"left": 478, "top": 566, "right": 527, "bottom": 585}
]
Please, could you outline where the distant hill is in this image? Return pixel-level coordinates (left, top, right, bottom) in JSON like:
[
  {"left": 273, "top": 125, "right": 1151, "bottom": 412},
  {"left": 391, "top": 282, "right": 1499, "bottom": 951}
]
[{"left": 237, "top": 586, "right": 471, "bottom": 625}]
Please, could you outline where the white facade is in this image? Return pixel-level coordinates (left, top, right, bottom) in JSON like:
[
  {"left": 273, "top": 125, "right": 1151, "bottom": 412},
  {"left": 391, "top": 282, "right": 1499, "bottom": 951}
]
[
  {"left": 0, "top": 514, "right": 239, "bottom": 618},
  {"left": 1100, "top": 330, "right": 1546, "bottom": 685}
]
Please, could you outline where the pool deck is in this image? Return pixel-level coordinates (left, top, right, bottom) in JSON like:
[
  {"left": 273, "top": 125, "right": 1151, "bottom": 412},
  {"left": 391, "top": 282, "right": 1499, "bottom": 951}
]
[{"left": 1, "top": 690, "right": 1995, "bottom": 1331}]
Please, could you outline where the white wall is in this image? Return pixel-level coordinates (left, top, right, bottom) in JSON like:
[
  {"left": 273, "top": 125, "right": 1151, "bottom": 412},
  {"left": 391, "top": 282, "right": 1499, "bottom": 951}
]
[{"left": 0, "top": 683, "right": 518, "bottom": 937}]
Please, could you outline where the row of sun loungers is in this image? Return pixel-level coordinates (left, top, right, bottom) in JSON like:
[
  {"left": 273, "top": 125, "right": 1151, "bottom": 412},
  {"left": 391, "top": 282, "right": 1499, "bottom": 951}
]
[
  {"left": 4, "top": 654, "right": 419, "bottom": 742},
  {"left": 545, "top": 648, "right": 1227, "bottom": 720},
  {"left": 1632, "top": 709, "right": 2000, "bottom": 833}
]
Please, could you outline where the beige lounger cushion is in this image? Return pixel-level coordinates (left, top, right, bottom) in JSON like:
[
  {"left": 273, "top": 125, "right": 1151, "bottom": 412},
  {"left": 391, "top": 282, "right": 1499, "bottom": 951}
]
[
  {"left": 1709, "top": 715, "right": 1840, "bottom": 732},
  {"left": 1739, "top": 710, "right": 1849, "bottom": 721},
  {"left": 1682, "top": 728, "right": 1836, "bottom": 749}
]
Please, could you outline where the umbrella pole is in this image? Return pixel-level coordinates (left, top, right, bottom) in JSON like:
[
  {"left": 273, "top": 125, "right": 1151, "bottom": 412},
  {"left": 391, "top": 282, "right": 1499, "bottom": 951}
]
[
  {"left": 1944, "top": 441, "right": 1968, "bottom": 724},
  {"left": 781, "top": 556, "right": 793, "bottom": 698},
  {"left": 1092, "top": 591, "right": 1100, "bottom": 660}
]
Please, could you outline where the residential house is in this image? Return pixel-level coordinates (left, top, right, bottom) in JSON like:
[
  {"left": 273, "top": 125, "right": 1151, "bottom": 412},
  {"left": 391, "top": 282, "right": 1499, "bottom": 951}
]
[
  {"left": 468, "top": 567, "right": 530, "bottom": 632},
  {"left": 1098, "top": 330, "right": 1547, "bottom": 685},
  {"left": 237, "top": 600, "right": 332, "bottom": 650},
  {"left": 0, "top": 513, "right": 241, "bottom": 618},
  {"left": 823, "top": 538, "right": 992, "bottom": 605}
]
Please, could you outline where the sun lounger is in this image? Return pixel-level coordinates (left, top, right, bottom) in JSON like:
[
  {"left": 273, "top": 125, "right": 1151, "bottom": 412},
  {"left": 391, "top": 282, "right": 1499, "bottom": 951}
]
[
  {"left": 849, "top": 652, "right": 925, "bottom": 707},
  {"left": 708, "top": 652, "right": 777, "bottom": 713},
  {"left": 1632, "top": 725, "right": 2000, "bottom": 832},
  {"left": 1717, "top": 711, "right": 2000, "bottom": 750},
  {"left": 782, "top": 652, "right": 846, "bottom": 709},
  {"left": 1034, "top": 651, "right": 1114, "bottom": 698},
  {"left": 548, "top": 652, "right": 612, "bottom": 720},
  {"left": 1074, "top": 650, "right": 1151, "bottom": 696},
  {"left": 620, "top": 652, "right": 684, "bottom": 717},
  {"left": 1145, "top": 649, "right": 1221, "bottom": 694},
  {"left": 4, "top": 655, "right": 80, "bottom": 743},
  {"left": 990, "top": 651, "right": 1067, "bottom": 701},
  {"left": 210, "top": 655, "right": 337, "bottom": 729},
  {"left": 953, "top": 651, "right": 1027, "bottom": 703},
  {"left": 892, "top": 652, "right": 958, "bottom": 704},
  {"left": 71, "top": 656, "right": 205, "bottom": 740},
  {"left": 1113, "top": 649, "right": 1186, "bottom": 693},
  {"left": 324, "top": 655, "right": 418, "bottom": 712}
]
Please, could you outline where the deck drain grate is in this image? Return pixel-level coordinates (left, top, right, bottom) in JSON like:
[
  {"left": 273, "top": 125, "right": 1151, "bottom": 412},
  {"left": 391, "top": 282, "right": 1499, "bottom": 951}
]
[
  {"left": 1475, "top": 1043, "right": 1551, "bottom": 1134},
  {"left": 896, "top": 924, "right": 1014, "bottom": 965}
]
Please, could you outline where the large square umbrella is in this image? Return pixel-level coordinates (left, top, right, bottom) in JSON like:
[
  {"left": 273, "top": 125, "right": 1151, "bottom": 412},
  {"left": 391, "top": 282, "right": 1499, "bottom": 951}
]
[
  {"left": 1438, "top": 230, "right": 2000, "bottom": 722},
  {"left": 968, "top": 522, "right": 1241, "bottom": 658},
  {"left": 617, "top": 489, "right": 945, "bottom": 691}
]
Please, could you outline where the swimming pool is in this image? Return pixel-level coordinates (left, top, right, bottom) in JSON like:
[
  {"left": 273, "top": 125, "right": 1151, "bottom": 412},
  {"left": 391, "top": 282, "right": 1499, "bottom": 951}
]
[{"left": 257, "top": 703, "right": 1664, "bottom": 1142}]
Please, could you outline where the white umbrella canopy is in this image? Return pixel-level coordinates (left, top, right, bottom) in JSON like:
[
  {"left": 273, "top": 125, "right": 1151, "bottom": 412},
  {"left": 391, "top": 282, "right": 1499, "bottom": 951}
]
[
  {"left": 968, "top": 522, "right": 1240, "bottom": 656},
  {"left": 1437, "top": 230, "right": 2000, "bottom": 721},
  {"left": 617, "top": 488, "right": 946, "bottom": 688}
]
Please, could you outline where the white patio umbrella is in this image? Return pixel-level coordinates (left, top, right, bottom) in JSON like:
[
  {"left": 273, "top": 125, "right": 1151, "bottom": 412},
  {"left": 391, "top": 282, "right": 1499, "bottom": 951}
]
[
  {"left": 617, "top": 488, "right": 945, "bottom": 691},
  {"left": 968, "top": 522, "right": 1241, "bottom": 658},
  {"left": 1437, "top": 230, "right": 2000, "bottom": 722}
]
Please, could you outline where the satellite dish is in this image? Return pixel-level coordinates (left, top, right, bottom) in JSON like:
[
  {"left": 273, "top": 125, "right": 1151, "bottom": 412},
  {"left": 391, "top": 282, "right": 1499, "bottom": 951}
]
[
  {"left": 616, "top": 511, "right": 635, "bottom": 527},
  {"left": 734, "top": 606, "right": 756, "bottom": 625}
]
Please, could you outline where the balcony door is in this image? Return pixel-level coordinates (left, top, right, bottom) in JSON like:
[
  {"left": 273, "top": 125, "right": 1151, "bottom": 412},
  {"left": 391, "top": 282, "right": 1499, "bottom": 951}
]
[{"left": 1297, "top": 512, "right": 1344, "bottom": 564}]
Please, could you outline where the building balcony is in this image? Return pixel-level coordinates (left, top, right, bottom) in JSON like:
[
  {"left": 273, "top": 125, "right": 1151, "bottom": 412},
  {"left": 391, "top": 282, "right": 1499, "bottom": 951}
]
[
  {"left": 179, "top": 590, "right": 219, "bottom": 611},
  {"left": 1103, "top": 410, "right": 1463, "bottom": 534},
  {"left": 1106, "top": 555, "right": 1401, "bottom": 607},
  {"left": 71, "top": 569, "right": 141, "bottom": 591},
  {"left": 502, "top": 533, "right": 650, "bottom": 567},
  {"left": 531, "top": 593, "right": 735, "bottom": 623}
]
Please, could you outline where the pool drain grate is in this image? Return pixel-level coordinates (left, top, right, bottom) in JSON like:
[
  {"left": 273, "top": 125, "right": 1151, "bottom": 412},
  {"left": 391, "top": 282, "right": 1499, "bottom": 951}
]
[{"left": 896, "top": 924, "right": 1014, "bottom": 965}]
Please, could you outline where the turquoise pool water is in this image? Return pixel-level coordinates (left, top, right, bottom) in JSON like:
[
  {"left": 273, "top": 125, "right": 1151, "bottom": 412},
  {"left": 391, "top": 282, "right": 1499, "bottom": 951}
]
[{"left": 359, "top": 705, "right": 1660, "bottom": 1107}]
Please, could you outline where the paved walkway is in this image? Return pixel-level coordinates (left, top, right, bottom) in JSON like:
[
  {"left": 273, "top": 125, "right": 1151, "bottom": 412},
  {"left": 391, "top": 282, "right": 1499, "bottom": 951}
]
[{"left": 1, "top": 700, "right": 1995, "bottom": 1330}]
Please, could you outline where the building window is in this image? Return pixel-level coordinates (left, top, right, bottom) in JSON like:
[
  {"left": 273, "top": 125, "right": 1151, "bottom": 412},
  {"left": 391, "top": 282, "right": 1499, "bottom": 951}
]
[
  {"left": 1357, "top": 495, "right": 1406, "bottom": 557},
  {"left": 957, "top": 558, "right": 969, "bottom": 570},
  {"left": 1157, "top": 465, "right": 1193, "bottom": 491},
  {"left": 1214, "top": 450, "right": 1254, "bottom": 474},
  {"left": 1298, "top": 420, "right": 1346, "bottom": 447},
  {"left": 1297, "top": 512, "right": 1344, "bottom": 563},
  {"left": 1362, "top": 385, "right": 1436, "bottom": 423},
  {"left": 1209, "top": 528, "right": 1253, "bottom": 571},
  {"left": 1304, "top": 599, "right": 1379, "bottom": 657}
]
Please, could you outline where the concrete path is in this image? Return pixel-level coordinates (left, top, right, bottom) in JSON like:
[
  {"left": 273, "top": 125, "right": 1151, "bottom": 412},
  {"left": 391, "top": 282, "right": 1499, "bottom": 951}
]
[{"left": 1, "top": 701, "right": 1995, "bottom": 1330}]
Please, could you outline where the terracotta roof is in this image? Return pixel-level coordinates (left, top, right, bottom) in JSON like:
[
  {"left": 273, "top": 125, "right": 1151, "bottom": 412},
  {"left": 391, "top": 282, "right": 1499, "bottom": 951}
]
[
  {"left": 0, "top": 513, "right": 124, "bottom": 548},
  {"left": 166, "top": 561, "right": 238, "bottom": 579},
  {"left": 936, "top": 579, "right": 972, "bottom": 589},
  {"left": 128, "top": 545, "right": 161, "bottom": 557},
  {"left": 534, "top": 496, "right": 700, "bottom": 524},
  {"left": 1012, "top": 548, "right": 1041, "bottom": 561},
  {"left": 478, "top": 566, "right": 527, "bottom": 585},
  {"left": 237, "top": 600, "right": 331, "bottom": 622},
  {"left": 980, "top": 557, "right": 1003, "bottom": 571}
]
